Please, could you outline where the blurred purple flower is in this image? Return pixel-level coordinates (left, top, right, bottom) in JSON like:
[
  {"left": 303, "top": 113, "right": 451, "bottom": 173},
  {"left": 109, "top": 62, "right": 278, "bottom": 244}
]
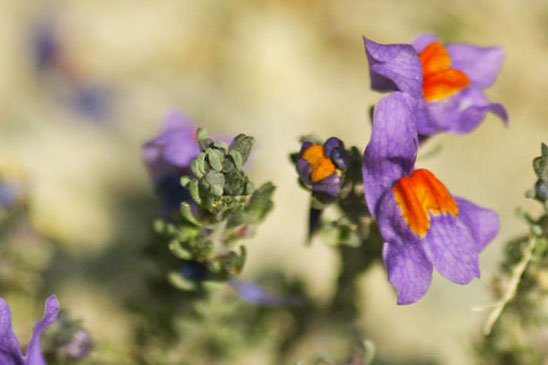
[
  {"left": 362, "top": 93, "right": 499, "bottom": 304},
  {"left": 30, "top": 18, "right": 111, "bottom": 121},
  {"left": 296, "top": 137, "right": 349, "bottom": 199},
  {"left": 68, "top": 82, "right": 111, "bottom": 121},
  {"left": 229, "top": 280, "right": 303, "bottom": 306},
  {"left": 363, "top": 34, "right": 508, "bottom": 135},
  {"left": 62, "top": 329, "right": 91, "bottom": 361},
  {"left": 0, "top": 183, "right": 23, "bottom": 210},
  {"left": 30, "top": 19, "right": 61, "bottom": 70},
  {"left": 0, "top": 295, "right": 59, "bottom": 365}
]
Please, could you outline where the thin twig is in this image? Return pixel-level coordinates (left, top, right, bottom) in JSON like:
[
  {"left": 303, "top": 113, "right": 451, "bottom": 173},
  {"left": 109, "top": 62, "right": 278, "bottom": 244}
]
[{"left": 483, "top": 236, "right": 536, "bottom": 335}]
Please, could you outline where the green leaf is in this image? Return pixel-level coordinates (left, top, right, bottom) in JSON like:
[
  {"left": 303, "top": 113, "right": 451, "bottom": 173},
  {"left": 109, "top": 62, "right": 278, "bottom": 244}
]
[
  {"left": 191, "top": 153, "right": 207, "bottom": 178},
  {"left": 188, "top": 179, "right": 202, "bottom": 204},
  {"left": 229, "top": 150, "right": 243, "bottom": 170},
  {"left": 245, "top": 182, "right": 275, "bottom": 222},
  {"left": 196, "top": 127, "right": 208, "bottom": 142},
  {"left": 207, "top": 149, "right": 224, "bottom": 172},
  {"left": 180, "top": 175, "right": 191, "bottom": 187},
  {"left": 229, "top": 134, "right": 255, "bottom": 164},
  {"left": 169, "top": 240, "right": 193, "bottom": 259},
  {"left": 205, "top": 171, "right": 225, "bottom": 196},
  {"left": 180, "top": 202, "right": 199, "bottom": 225}
]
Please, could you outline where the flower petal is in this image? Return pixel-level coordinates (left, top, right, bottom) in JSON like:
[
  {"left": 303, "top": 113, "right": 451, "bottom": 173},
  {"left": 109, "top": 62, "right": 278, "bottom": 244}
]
[
  {"left": 363, "top": 37, "right": 423, "bottom": 98},
  {"left": 24, "top": 295, "right": 59, "bottom": 365},
  {"left": 412, "top": 33, "right": 440, "bottom": 53},
  {"left": 383, "top": 241, "right": 433, "bottom": 305},
  {"left": 0, "top": 298, "right": 23, "bottom": 365},
  {"left": 160, "top": 113, "right": 200, "bottom": 168},
  {"left": 446, "top": 44, "right": 505, "bottom": 89},
  {"left": 142, "top": 111, "right": 200, "bottom": 180},
  {"left": 376, "top": 191, "right": 433, "bottom": 305},
  {"left": 362, "top": 92, "right": 418, "bottom": 218},
  {"left": 421, "top": 214, "right": 480, "bottom": 284},
  {"left": 454, "top": 197, "right": 499, "bottom": 252},
  {"left": 421, "top": 88, "right": 508, "bottom": 135}
]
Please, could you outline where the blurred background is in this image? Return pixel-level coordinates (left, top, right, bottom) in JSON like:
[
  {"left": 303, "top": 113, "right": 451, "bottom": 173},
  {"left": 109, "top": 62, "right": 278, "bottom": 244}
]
[{"left": 1, "top": 0, "right": 548, "bottom": 363}]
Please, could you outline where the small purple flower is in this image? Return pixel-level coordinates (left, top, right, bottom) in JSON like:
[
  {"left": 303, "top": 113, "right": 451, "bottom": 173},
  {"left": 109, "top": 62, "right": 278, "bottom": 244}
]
[
  {"left": 362, "top": 93, "right": 499, "bottom": 304},
  {"left": 363, "top": 34, "right": 508, "bottom": 135},
  {"left": 0, "top": 295, "right": 59, "bottom": 365},
  {"left": 296, "top": 137, "right": 349, "bottom": 199}
]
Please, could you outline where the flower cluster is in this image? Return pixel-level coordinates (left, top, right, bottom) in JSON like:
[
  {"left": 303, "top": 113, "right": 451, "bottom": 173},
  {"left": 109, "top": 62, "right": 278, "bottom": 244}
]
[{"left": 360, "top": 34, "right": 505, "bottom": 303}]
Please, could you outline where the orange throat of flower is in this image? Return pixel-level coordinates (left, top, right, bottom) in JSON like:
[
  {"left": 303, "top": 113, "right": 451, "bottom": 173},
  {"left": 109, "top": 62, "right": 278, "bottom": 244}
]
[
  {"left": 392, "top": 169, "right": 458, "bottom": 236},
  {"left": 302, "top": 144, "right": 337, "bottom": 183},
  {"left": 419, "top": 42, "right": 470, "bottom": 102}
]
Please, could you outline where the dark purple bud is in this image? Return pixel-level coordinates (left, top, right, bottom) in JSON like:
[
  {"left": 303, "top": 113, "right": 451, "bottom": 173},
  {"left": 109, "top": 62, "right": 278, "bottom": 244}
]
[{"left": 295, "top": 137, "right": 348, "bottom": 200}]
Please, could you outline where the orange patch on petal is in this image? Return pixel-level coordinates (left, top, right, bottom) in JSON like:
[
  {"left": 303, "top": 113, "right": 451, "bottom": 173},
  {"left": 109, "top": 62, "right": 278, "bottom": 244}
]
[
  {"left": 392, "top": 169, "right": 458, "bottom": 236},
  {"left": 419, "top": 42, "right": 470, "bottom": 102},
  {"left": 302, "top": 145, "right": 336, "bottom": 182}
]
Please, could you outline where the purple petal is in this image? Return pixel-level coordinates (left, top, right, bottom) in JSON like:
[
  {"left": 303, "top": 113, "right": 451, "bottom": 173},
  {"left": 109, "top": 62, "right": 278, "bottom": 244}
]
[
  {"left": 446, "top": 44, "right": 505, "bottom": 89},
  {"left": 363, "top": 37, "right": 423, "bottom": 98},
  {"left": 421, "top": 214, "right": 480, "bottom": 285},
  {"left": 158, "top": 113, "right": 200, "bottom": 168},
  {"left": 142, "top": 111, "right": 200, "bottom": 181},
  {"left": 412, "top": 33, "right": 439, "bottom": 52},
  {"left": 375, "top": 191, "right": 433, "bottom": 305},
  {"left": 312, "top": 172, "right": 341, "bottom": 197},
  {"left": 24, "top": 295, "right": 59, "bottom": 365},
  {"left": 0, "top": 298, "right": 24, "bottom": 365},
  {"left": 362, "top": 92, "right": 418, "bottom": 218},
  {"left": 454, "top": 197, "right": 499, "bottom": 253},
  {"left": 383, "top": 240, "right": 433, "bottom": 305},
  {"left": 421, "top": 88, "right": 508, "bottom": 135}
]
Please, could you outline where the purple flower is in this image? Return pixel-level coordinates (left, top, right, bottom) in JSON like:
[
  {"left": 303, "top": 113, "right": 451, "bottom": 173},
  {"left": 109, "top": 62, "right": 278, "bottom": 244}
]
[
  {"left": 296, "top": 137, "right": 349, "bottom": 199},
  {"left": 0, "top": 295, "right": 59, "bottom": 365},
  {"left": 363, "top": 34, "right": 508, "bottom": 135},
  {"left": 362, "top": 93, "right": 499, "bottom": 304}
]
